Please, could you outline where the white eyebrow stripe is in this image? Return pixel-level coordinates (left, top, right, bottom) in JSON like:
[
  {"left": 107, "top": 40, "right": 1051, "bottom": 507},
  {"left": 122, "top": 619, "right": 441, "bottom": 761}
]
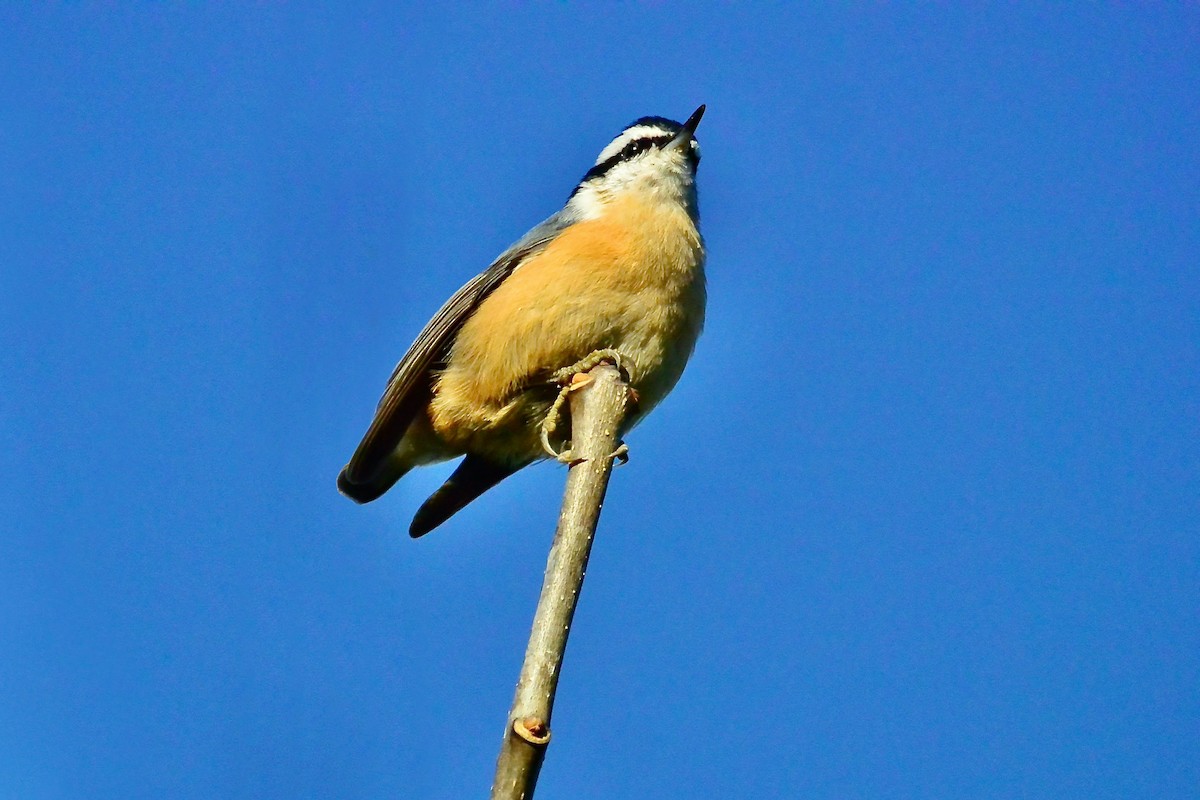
[
  {"left": 594, "top": 124, "right": 674, "bottom": 163},
  {"left": 622, "top": 124, "right": 672, "bottom": 141}
]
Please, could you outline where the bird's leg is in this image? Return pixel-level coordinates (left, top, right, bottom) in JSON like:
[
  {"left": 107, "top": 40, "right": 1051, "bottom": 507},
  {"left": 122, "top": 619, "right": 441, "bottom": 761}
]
[
  {"left": 539, "top": 378, "right": 577, "bottom": 463},
  {"left": 541, "top": 349, "right": 633, "bottom": 465}
]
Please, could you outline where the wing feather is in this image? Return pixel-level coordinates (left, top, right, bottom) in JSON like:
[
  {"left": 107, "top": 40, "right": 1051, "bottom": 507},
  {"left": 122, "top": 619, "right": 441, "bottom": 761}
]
[{"left": 340, "top": 210, "right": 576, "bottom": 487}]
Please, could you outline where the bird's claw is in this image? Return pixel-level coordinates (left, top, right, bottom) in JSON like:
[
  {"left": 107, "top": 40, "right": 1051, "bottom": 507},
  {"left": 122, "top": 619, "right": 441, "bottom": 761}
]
[
  {"left": 551, "top": 348, "right": 629, "bottom": 385},
  {"left": 541, "top": 349, "right": 633, "bottom": 464}
]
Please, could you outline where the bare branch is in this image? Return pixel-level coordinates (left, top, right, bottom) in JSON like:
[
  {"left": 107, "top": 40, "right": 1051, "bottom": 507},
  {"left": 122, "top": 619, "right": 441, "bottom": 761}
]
[{"left": 490, "top": 361, "right": 629, "bottom": 800}]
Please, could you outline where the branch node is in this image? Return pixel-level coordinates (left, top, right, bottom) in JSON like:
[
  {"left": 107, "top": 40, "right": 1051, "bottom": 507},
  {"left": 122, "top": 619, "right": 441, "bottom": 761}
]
[{"left": 513, "top": 717, "right": 552, "bottom": 746}]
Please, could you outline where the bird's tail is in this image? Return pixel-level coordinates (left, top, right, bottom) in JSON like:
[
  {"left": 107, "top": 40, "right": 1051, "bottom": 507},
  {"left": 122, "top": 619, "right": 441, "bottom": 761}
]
[
  {"left": 409, "top": 455, "right": 523, "bottom": 538},
  {"left": 337, "top": 460, "right": 411, "bottom": 505}
]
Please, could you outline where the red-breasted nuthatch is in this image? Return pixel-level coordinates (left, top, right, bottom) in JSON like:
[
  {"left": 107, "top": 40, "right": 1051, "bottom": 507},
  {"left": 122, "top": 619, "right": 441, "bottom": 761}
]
[{"left": 339, "top": 105, "right": 707, "bottom": 537}]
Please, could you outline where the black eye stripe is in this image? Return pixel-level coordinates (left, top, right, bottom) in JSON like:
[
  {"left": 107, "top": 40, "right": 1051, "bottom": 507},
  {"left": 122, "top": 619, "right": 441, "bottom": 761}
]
[
  {"left": 578, "top": 134, "right": 677, "bottom": 184},
  {"left": 622, "top": 138, "right": 654, "bottom": 159}
]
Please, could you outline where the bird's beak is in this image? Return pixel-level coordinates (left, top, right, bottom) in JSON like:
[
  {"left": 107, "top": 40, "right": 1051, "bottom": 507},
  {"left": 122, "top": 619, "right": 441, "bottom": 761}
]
[{"left": 667, "top": 104, "right": 706, "bottom": 151}]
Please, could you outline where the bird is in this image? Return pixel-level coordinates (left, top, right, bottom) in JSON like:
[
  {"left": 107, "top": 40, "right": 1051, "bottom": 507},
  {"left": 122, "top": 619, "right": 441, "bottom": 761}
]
[{"left": 338, "top": 105, "right": 708, "bottom": 537}]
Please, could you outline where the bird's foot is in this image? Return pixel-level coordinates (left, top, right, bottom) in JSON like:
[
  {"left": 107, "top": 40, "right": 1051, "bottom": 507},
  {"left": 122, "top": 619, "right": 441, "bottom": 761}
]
[
  {"left": 551, "top": 348, "right": 629, "bottom": 385},
  {"left": 540, "top": 349, "right": 632, "bottom": 464}
]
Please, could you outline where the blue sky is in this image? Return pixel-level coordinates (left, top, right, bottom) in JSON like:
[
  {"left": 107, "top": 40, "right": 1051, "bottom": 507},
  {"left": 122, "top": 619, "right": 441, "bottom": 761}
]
[{"left": 2, "top": 5, "right": 1197, "bottom": 798}]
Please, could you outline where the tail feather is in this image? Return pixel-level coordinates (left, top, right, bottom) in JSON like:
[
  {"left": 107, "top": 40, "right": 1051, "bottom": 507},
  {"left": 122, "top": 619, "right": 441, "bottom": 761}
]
[
  {"left": 409, "top": 455, "right": 523, "bottom": 538},
  {"left": 337, "top": 462, "right": 411, "bottom": 505}
]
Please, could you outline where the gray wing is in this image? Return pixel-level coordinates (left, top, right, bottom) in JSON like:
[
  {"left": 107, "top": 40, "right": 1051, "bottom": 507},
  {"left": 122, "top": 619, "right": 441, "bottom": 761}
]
[{"left": 339, "top": 209, "right": 577, "bottom": 489}]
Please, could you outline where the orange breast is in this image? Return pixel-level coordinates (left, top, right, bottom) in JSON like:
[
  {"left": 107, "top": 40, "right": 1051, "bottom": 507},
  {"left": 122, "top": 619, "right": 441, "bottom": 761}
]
[{"left": 427, "top": 194, "right": 705, "bottom": 455}]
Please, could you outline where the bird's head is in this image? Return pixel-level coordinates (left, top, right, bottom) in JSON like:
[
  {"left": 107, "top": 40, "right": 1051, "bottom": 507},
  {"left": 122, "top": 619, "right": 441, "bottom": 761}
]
[{"left": 567, "top": 104, "right": 705, "bottom": 219}]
